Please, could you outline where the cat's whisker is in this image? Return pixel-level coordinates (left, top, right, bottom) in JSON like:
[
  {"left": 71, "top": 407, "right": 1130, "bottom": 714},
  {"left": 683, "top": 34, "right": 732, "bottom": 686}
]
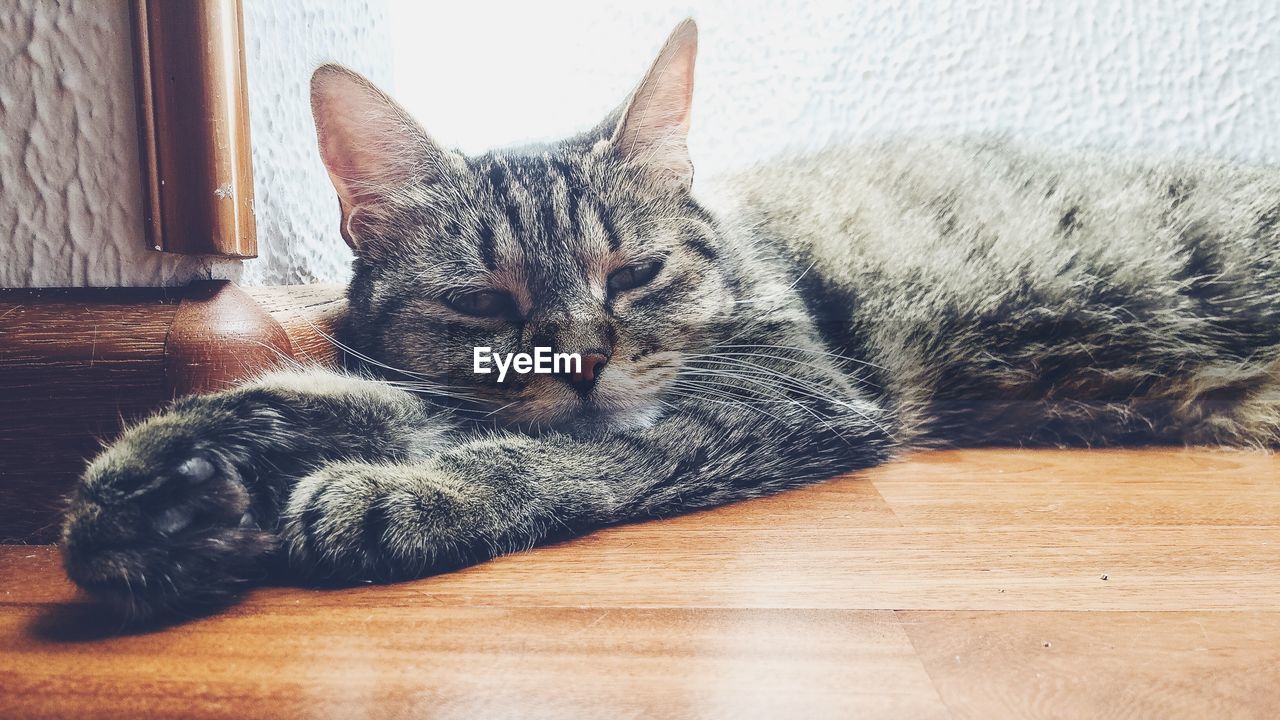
[
  {"left": 298, "top": 317, "right": 456, "bottom": 385},
  {"left": 482, "top": 401, "right": 521, "bottom": 418},
  {"left": 375, "top": 380, "right": 484, "bottom": 406},
  {"left": 379, "top": 379, "right": 478, "bottom": 398},
  {"left": 730, "top": 260, "right": 817, "bottom": 306},
  {"left": 708, "top": 342, "right": 889, "bottom": 371},
  {"left": 684, "top": 350, "right": 878, "bottom": 388},
  {"left": 675, "top": 369, "right": 845, "bottom": 422},
  {"left": 676, "top": 360, "right": 889, "bottom": 435},
  {"left": 697, "top": 366, "right": 884, "bottom": 432},
  {"left": 664, "top": 382, "right": 793, "bottom": 426},
  {"left": 669, "top": 375, "right": 855, "bottom": 442},
  {"left": 296, "top": 317, "right": 491, "bottom": 410}
]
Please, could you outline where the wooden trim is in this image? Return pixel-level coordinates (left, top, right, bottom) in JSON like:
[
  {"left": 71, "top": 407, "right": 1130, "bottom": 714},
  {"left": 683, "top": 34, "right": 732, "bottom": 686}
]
[
  {"left": 165, "top": 282, "right": 294, "bottom": 396},
  {"left": 0, "top": 283, "right": 344, "bottom": 543},
  {"left": 130, "top": 0, "right": 257, "bottom": 257},
  {"left": 242, "top": 285, "right": 347, "bottom": 368}
]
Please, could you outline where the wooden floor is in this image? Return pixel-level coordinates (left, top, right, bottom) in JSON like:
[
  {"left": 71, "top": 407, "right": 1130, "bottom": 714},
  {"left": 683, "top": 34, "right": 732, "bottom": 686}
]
[{"left": 1, "top": 448, "right": 1278, "bottom": 719}]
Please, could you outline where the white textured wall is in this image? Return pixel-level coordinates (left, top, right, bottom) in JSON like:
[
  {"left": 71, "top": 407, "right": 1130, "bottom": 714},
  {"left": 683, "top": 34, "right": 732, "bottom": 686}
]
[
  {"left": 239, "top": 0, "right": 393, "bottom": 285},
  {"left": 6, "top": 0, "right": 1280, "bottom": 287},
  {"left": 0, "top": 0, "right": 391, "bottom": 288},
  {"left": 390, "top": 0, "right": 1280, "bottom": 176},
  {"left": 0, "top": 0, "right": 221, "bottom": 287}
]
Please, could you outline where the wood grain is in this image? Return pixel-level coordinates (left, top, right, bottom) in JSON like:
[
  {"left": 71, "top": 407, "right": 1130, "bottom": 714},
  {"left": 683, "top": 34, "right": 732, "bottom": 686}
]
[
  {"left": 900, "top": 611, "right": 1280, "bottom": 719},
  {"left": 1, "top": 448, "right": 1277, "bottom": 718},
  {"left": 870, "top": 448, "right": 1280, "bottom": 527},
  {"left": 0, "top": 288, "right": 178, "bottom": 543},
  {"left": 164, "top": 281, "right": 295, "bottom": 396},
  {"left": 0, "top": 603, "right": 948, "bottom": 720},
  {"left": 243, "top": 283, "right": 346, "bottom": 367}
]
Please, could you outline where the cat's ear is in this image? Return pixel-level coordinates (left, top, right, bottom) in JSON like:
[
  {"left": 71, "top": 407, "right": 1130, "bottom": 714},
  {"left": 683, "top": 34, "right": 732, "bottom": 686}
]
[
  {"left": 609, "top": 19, "right": 698, "bottom": 188},
  {"left": 310, "top": 64, "right": 448, "bottom": 250}
]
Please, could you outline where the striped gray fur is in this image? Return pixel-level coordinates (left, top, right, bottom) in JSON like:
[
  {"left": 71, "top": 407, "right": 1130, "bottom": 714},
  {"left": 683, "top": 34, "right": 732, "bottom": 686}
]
[{"left": 61, "top": 20, "right": 1280, "bottom": 620}]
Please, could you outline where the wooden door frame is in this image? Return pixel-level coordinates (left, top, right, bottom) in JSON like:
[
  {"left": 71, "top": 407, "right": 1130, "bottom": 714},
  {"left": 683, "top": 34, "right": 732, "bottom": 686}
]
[{"left": 131, "top": 0, "right": 257, "bottom": 258}]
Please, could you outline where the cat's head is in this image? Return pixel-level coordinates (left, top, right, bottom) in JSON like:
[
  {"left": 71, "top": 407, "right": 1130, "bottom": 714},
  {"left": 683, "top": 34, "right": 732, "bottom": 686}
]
[{"left": 310, "top": 19, "right": 734, "bottom": 429}]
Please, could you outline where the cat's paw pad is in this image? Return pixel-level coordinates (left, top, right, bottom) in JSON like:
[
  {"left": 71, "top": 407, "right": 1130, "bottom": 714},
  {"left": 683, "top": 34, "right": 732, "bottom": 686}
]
[{"left": 61, "top": 412, "right": 278, "bottom": 620}]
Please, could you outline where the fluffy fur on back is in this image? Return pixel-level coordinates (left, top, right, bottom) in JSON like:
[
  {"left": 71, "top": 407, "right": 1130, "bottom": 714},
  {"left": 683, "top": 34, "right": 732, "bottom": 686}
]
[{"left": 712, "top": 138, "right": 1280, "bottom": 447}]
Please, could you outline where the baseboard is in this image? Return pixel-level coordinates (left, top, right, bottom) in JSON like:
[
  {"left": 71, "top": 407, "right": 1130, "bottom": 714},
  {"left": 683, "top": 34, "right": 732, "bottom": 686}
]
[{"left": 0, "top": 281, "right": 345, "bottom": 543}]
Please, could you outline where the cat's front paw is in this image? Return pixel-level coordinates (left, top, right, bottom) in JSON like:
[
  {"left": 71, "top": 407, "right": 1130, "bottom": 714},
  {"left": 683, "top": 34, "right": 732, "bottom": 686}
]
[
  {"left": 61, "top": 404, "right": 280, "bottom": 620},
  {"left": 282, "top": 461, "right": 484, "bottom": 582}
]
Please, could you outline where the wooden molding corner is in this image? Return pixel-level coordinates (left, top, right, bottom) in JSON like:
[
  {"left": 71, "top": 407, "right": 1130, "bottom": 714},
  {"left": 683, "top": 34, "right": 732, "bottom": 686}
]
[{"left": 165, "top": 281, "right": 295, "bottom": 396}]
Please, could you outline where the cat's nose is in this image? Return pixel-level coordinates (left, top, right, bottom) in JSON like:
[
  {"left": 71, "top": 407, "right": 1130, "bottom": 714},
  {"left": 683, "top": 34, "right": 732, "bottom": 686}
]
[{"left": 568, "top": 351, "right": 609, "bottom": 395}]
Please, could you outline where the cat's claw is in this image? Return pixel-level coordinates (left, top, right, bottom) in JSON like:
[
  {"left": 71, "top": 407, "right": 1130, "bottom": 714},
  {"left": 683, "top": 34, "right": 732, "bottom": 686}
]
[
  {"left": 153, "top": 503, "right": 195, "bottom": 536},
  {"left": 176, "top": 456, "right": 216, "bottom": 484}
]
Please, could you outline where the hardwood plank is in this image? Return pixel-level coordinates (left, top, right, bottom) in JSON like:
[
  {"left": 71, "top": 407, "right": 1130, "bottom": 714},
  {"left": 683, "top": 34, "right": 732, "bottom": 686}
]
[
  {"left": 0, "top": 288, "right": 179, "bottom": 358},
  {"left": 901, "top": 610, "right": 1280, "bottom": 719},
  {"left": 4, "top": 513, "right": 1276, "bottom": 615},
  {"left": 3, "top": 447, "right": 1279, "bottom": 718},
  {"left": 0, "top": 603, "right": 946, "bottom": 720},
  {"left": 0, "top": 547, "right": 71, "bottom": 605},
  {"left": 292, "top": 525, "right": 1275, "bottom": 612},
  {"left": 872, "top": 448, "right": 1280, "bottom": 527}
]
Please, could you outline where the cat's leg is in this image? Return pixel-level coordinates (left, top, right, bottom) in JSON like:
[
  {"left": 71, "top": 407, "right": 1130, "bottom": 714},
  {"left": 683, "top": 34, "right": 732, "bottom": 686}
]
[
  {"left": 60, "top": 368, "right": 453, "bottom": 618},
  {"left": 281, "top": 391, "right": 895, "bottom": 581}
]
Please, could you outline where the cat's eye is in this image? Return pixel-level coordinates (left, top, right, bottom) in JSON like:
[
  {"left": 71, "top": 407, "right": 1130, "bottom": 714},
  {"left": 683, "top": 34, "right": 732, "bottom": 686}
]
[
  {"left": 445, "top": 289, "right": 517, "bottom": 319},
  {"left": 608, "top": 260, "right": 664, "bottom": 293}
]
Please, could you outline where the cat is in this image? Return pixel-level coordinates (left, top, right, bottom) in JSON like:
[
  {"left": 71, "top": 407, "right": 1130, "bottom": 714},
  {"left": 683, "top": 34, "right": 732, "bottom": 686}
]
[{"left": 60, "top": 19, "right": 1280, "bottom": 620}]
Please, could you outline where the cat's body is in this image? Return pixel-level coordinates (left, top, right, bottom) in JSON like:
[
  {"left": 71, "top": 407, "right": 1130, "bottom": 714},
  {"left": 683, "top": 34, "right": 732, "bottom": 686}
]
[
  {"left": 720, "top": 138, "right": 1280, "bottom": 448},
  {"left": 60, "top": 22, "right": 1280, "bottom": 619}
]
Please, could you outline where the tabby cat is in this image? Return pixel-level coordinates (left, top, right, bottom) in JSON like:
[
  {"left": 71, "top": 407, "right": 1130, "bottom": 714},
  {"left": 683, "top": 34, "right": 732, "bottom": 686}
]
[{"left": 61, "top": 20, "right": 1280, "bottom": 619}]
